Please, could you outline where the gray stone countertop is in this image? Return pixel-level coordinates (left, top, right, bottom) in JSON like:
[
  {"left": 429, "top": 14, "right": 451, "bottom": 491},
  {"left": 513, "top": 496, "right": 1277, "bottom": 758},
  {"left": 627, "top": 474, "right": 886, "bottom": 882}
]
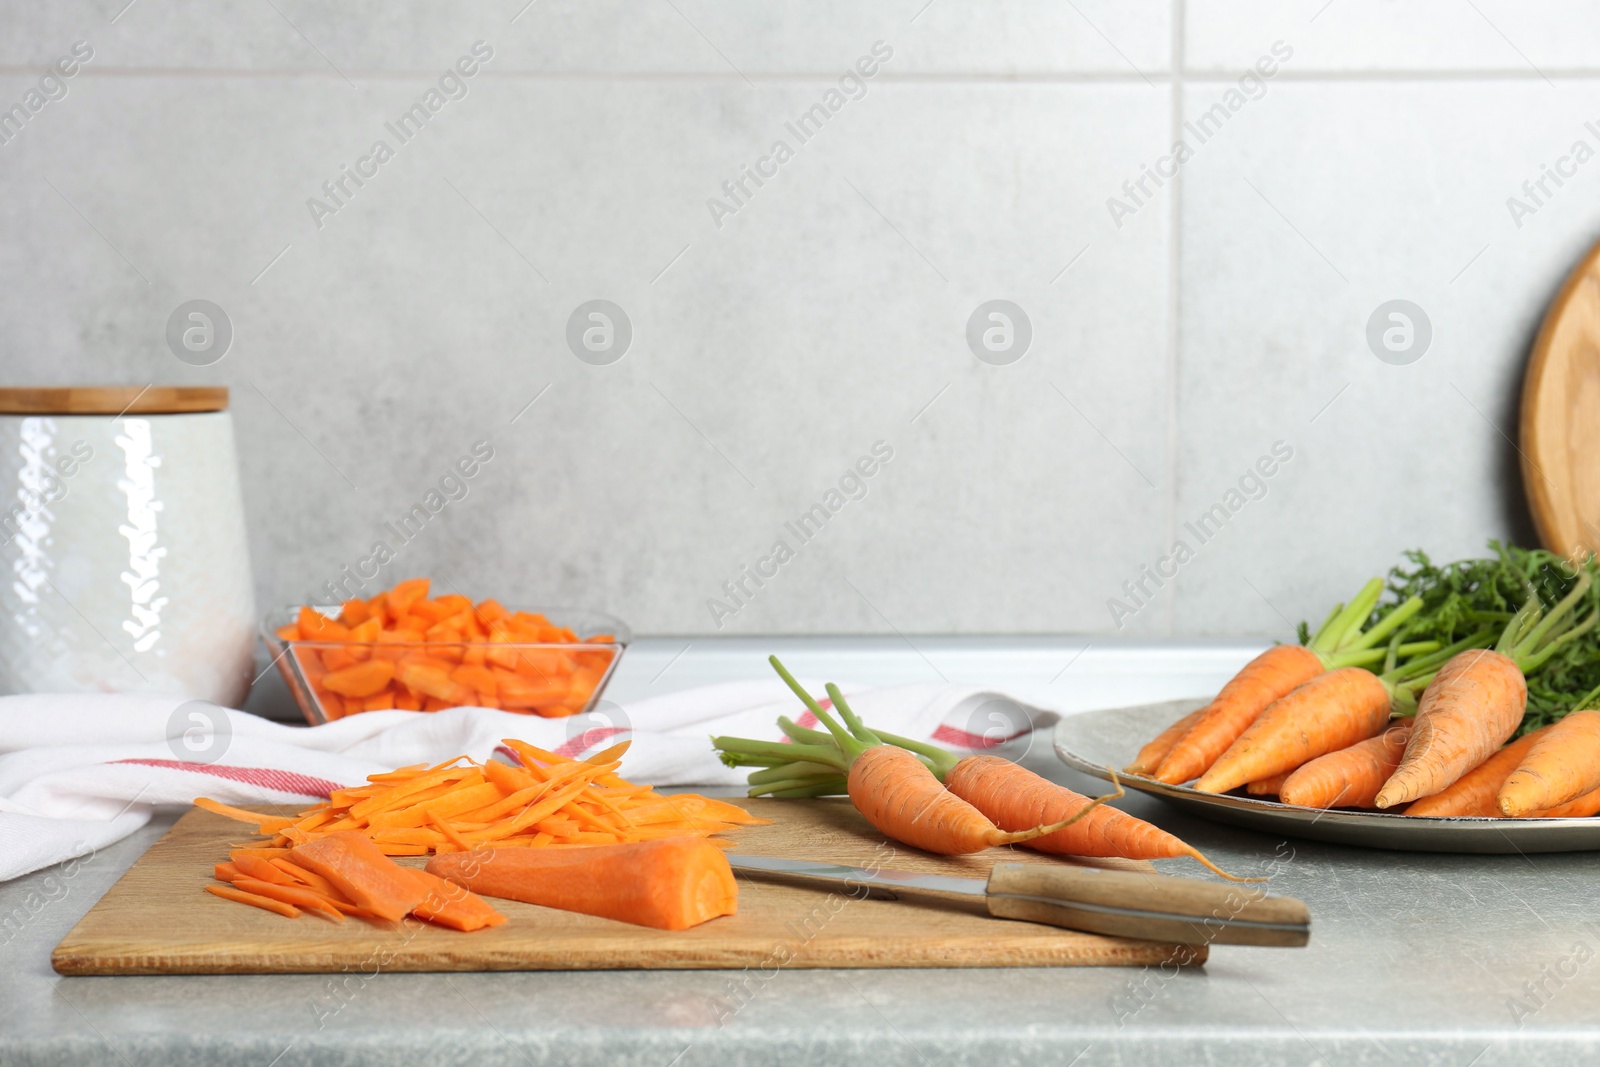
[{"left": 5, "top": 637, "right": 1599, "bottom": 1066}]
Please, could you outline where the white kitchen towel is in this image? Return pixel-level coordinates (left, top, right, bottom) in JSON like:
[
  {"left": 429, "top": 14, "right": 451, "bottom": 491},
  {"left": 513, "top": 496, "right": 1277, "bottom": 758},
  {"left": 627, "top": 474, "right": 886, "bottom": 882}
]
[{"left": 0, "top": 681, "right": 1055, "bottom": 881}]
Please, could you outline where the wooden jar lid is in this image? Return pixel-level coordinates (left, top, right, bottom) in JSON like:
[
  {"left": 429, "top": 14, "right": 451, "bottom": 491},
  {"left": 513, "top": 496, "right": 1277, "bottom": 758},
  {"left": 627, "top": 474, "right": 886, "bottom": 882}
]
[{"left": 0, "top": 386, "right": 229, "bottom": 415}]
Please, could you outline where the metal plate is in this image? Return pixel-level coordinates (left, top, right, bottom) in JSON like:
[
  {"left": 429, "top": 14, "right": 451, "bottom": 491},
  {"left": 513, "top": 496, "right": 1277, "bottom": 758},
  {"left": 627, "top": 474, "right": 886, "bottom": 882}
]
[{"left": 1053, "top": 699, "right": 1600, "bottom": 854}]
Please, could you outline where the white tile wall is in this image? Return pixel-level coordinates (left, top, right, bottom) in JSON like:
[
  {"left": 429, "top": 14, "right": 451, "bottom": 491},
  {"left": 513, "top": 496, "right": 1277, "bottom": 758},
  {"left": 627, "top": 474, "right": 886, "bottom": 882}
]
[{"left": 1, "top": 1, "right": 1596, "bottom": 637}]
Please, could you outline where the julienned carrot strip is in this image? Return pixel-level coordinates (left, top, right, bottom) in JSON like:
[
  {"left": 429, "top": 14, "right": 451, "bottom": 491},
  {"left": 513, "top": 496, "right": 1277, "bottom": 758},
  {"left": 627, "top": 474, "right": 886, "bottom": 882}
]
[
  {"left": 229, "top": 876, "right": 346, "bottom": 920},
  {"left": 426, "top": 811, "right": 476, "bottom": 852},
  {"left": 206, "top": 883, "right": 301, "bottom": 918},
  {"left": 194, "top": 798, "right": 297, "bottom": 833},
  {"left": 214, "top": 861, "right": 245, "bottom": 882},
  {"left": 427, "top": 837, "right": 737, "bottom": 930},
  {"left": 231, "top": 853, "right": 298, "bottom": 885}
]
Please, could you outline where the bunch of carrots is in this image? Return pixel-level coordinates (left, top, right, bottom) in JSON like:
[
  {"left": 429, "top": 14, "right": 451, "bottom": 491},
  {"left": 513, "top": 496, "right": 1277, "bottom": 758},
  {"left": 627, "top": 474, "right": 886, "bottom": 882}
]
[
  {"left": 1129, "top": 544, "right": 1600, "bottom": 819},
  {"left": 197, "top": 738, "right": 766, "bottom": 856},
  {"left": 274, "top": 578, "right": 618, "bottom": 719},
  {"left": 712, "top": 657, "right": 1260, "bottom": 881}
]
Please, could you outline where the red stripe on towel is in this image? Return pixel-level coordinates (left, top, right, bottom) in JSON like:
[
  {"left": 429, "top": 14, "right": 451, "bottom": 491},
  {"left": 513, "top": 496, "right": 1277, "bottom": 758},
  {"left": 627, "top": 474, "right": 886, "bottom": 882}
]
[{"left": 110, "top": 759, "right": 342, "bottom": 797}]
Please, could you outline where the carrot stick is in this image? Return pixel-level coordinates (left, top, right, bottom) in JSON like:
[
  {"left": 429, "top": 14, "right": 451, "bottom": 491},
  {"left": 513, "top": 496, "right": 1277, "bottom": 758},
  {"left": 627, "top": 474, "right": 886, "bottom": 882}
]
[
  {"left": 229, "top": 876, "right": 346, "bottom": 920},
  {"left": 1194, "top": 667, "right": 1394, "bottom": 795},
  {"left": 205, "top": 883, "right": 301, "bottom": 918},
  {"left": 194, "top": 798, "right": 297, "bottom": 833},
  {"left": 1403, "top": 728, "right": 1548, "bottom": 817},
  {"left": 1125, "top": 707, "right": 1206, "bottom": 776},
  {"left": 1376, "top": 650, "right": 1527, "bottom": 808},
  {"left": 1279, "top": 723, "right": 1413, "bottom": 809},
  {"left": 1152, "top": 644, "right": 1325, "bottom": 785},
  {"left": 1496, "top": 708, "right": 1600, "bottom": 816},
  {"left": 427, "top": 837, "right": 737, "bottom": 930}
]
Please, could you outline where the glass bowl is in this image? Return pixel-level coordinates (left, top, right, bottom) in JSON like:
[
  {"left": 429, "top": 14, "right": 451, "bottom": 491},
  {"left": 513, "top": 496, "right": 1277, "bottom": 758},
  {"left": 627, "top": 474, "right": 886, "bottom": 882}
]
[{"left": 260, "top": 605, "right": 631, "bottom": 725}]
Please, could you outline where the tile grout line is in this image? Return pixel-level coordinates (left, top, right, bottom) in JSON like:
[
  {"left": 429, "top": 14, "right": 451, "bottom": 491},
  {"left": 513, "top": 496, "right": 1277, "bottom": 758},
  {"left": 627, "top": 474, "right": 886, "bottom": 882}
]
[{"left": 1163, "top": 0, "right": 1185, "bottom": 637}]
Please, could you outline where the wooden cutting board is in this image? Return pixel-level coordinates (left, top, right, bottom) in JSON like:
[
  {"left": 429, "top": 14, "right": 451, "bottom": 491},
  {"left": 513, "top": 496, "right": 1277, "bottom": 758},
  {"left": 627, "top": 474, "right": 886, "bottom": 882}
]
[
  {"left": 53, "top": 799, "right": 1202, "bottom": 974},
  {"left": 1523, "top": 236, "right": 1600, "bottom": 559}
]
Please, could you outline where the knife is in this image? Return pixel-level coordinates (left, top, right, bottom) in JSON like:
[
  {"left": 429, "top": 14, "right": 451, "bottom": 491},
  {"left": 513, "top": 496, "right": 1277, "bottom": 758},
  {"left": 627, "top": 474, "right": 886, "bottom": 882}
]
[{"left": 727, "top": 853, "right": 1310, "bottom": 947}]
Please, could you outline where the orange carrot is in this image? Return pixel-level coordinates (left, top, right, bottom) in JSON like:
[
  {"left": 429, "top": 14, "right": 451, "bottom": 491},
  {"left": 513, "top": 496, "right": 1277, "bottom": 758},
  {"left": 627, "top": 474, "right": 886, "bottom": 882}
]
[
  {"left": 752, "top": 662, "right": 1116, "bottom": 856},
  {"left": 228, "top": 876, "right": 346, "bottom": 920},
  {"left": 1376, "top": 650, "right": 1526, "bottom": 808},
  {"left": 1279, "top": 723, "right": 1413, "bottom": 809},
  {"left": 1124, "top": 707, "right": 1206, "bottom": 776},
  {"left": 944, "top": 755, "right": 1258, "bottom": 881},
  {"left": 205, "top": 883, "right": 301, "bottom": 918},
  {"left": 1404, "top": 728, "right": 1549, "bottom": 817},
  {"left": 429, "top": 837, "right": 737, "bottom": 930},
  {"left": 1153, "top": 644, "right": 1325, "bottom": 784},
  {"left": 1496, "top": 709, "right": 1600, "bottom": 816},
  {"left": 404, "top": 868, "right": 507, "bottom": 932},
  {"left": 1527, "top": 785, "right": 1600, "bottom": 818},
  {"left": 845, "top": 744, "right": 1109, "bottom": 856},
  {"left": 1194, "top": 668, "right": 1394, "bottom": 794},
  {"left": 1246, "top": 773, "right": 1289, "bottom": 797},
  {"left": 289, "top": 832, "right": 428, "bottom": 922}
]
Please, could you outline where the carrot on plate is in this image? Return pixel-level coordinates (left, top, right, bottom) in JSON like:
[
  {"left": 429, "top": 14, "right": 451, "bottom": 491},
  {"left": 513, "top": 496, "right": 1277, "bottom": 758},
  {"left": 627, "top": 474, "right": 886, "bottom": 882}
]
[
  {"left": 1124, "top": 707, "right": 1205, "bottom": 776},
  {"left": 427, "top": 837, "right": 736, "bottom": 931},
  {"left": 1149, "top": 580, "right": 1431, "bottom": 785},
  {"left": 1377, "top": 576, "right": 1594, "bottom": 809},
  {"left": 1279, "top": 723, "right": 1413, "bottom": 809},
  {"left": 1497, "top": 704, "right": 1600, "bottom": 816},
  {"left": 1246, "top": 772, "right": 1290, "bottom": 797},
  {"left": 1404, "top": 728, "right": 1548, "bottom": 817}
]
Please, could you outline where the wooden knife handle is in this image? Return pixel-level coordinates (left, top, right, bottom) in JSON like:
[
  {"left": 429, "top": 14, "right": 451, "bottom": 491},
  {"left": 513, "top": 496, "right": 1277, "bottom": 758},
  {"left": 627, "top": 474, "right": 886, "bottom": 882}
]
[{"left": 984, "top": 864, "right": 1310, "bottom": 947}]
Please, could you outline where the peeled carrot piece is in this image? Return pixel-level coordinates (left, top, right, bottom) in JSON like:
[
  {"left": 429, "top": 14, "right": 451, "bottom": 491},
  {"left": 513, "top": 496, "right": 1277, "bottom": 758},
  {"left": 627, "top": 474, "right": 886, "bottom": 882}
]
[
  {"left": 289, "top": 831, "right": 429, "bottom": 922},
  {"left": 387, "top": 578, "right": 431, "bottom": 618},
  {"left": 404, "top": 868, "right": 507, "bottom": 931},
  {"left": 230, "top": 876, "right": 346, "bottom": 920},
  {"left": 340, "top": 598, "right": 373, "bottom": 626},
  {"left": 206, "top": 883, "right": 301, "bottom": 918},
  {"left": 428, "top": 837, "right": 738, "bottom": 930},
  {"left": 324, "top": 660, "right": 397, "bottom": 698},
  {"left": 231, "top": 853, "right": 297, "bottom": 885},
  {"left": 396, "top": 657, "right": 471, "bottom": 704},
  {"left": 276, "top": 624, "right": 300, "bottom": 642},
  {"left": 298, "top": 606, "right": 350, "bottom": 642}
]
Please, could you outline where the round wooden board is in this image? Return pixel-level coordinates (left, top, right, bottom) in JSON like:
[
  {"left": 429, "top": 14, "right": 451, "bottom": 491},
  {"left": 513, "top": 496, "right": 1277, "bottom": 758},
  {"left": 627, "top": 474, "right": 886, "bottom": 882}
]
[
  {"left": 1522, "top": 238, "right": 1600, "bottom": 559},
  {"left": 0, "top": 386, "right": 228, "bottom": 415}
]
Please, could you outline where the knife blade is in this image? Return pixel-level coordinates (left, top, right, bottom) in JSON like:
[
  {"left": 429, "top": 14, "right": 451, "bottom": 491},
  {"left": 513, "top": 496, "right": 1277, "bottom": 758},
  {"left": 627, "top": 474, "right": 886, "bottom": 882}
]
[{"left": 727, "top": 853, "right": 1310, "bottom": 947}]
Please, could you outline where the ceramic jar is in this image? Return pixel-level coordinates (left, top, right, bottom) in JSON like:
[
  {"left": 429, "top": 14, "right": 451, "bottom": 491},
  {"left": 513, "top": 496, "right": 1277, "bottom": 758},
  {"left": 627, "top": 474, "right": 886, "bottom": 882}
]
[{"left": 0, "top": 387, "right": 256, "bottom": 706}]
